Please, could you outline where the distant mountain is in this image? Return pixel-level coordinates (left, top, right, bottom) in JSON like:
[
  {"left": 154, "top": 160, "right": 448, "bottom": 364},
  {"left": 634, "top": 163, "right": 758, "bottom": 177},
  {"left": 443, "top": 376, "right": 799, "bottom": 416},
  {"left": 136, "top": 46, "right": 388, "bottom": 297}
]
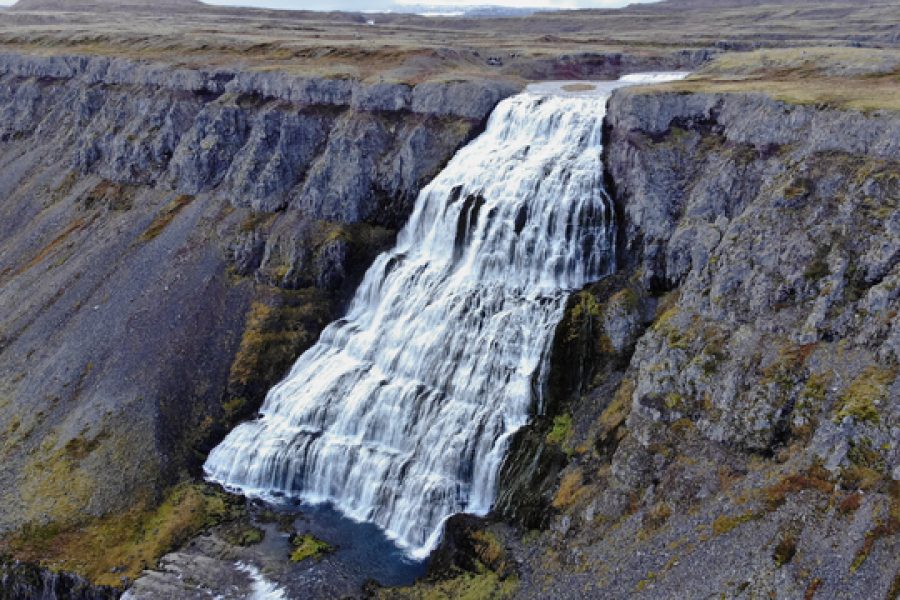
[
  {"left": 378, "top": 4, "right": 555, "bottom": 17},
  {"left": 11, "top": 0, "right": 203, "bottom": 10}
]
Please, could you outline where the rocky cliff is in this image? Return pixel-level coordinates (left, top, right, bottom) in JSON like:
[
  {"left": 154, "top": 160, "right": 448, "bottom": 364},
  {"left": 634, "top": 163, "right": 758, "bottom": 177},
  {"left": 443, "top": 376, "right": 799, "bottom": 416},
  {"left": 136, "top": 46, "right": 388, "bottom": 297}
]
[
  {"left": 0, "top": 49, "right": 515, "bottom": 555},
  {"left": 481, "top": 90, "right": 899, "bottom": 599},
  {"left": 0, "top": 556, "right": 119, "bottom": 600}
]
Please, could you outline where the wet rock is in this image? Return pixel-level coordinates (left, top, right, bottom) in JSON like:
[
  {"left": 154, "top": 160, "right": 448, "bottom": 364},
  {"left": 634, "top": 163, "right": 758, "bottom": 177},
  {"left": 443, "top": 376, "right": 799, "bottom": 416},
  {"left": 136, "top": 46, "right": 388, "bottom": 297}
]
[{"left": 0, "top": 557, "right": 120, "bottom": 600}]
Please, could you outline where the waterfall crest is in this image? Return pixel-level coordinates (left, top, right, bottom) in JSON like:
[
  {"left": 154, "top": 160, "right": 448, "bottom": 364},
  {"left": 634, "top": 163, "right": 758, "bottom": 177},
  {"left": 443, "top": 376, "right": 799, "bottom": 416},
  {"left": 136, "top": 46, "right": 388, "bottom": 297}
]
[{"left": 204, "top": 73, "right": 688, "bottom": 559}]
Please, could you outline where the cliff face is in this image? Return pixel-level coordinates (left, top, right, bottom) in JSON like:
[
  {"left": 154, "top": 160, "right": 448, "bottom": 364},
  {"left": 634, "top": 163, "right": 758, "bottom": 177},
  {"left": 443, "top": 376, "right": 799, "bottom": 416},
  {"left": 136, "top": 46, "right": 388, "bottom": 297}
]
[
  {"left": 0, "top": 557, "right": 119, "bottom": 600},
  {"left": 0, "top": 51, "right": 516, "bottom": 535},
  {"left": 490, "top": 91, "right": 899, "bottom": 599}
]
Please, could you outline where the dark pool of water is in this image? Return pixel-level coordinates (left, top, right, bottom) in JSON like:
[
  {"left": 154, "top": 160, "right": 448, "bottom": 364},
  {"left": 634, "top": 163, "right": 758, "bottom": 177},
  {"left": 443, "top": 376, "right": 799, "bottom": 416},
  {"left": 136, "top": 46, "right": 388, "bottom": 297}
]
[{"left": 254, "top": 496, "right": 429, "bottom": 588}]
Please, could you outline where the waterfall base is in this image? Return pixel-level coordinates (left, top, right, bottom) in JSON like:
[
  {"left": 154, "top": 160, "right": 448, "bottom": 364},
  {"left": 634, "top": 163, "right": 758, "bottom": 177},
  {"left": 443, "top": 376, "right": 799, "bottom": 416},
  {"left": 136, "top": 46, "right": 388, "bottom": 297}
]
[{"left": 124, "top": 496, "right": 427, "bottom": 599}]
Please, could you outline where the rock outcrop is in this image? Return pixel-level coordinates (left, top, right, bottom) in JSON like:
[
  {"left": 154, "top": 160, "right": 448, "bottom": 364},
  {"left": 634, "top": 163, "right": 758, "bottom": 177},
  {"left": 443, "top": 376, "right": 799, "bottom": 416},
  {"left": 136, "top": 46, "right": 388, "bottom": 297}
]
[
  {"left": 0, "top": 50, "right": 516, "bottom": 541},
  {"left": 0, "top": 556, "right": 120, "bottom": 599},
  {"left": 491, "top": 90, "right": 899, "bottom": 599}
]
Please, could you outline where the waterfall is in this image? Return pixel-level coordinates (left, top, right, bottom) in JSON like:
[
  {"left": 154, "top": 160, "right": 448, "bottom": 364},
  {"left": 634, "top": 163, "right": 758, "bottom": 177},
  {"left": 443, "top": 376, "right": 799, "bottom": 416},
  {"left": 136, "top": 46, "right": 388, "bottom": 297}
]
[{"left": 205, "top": 72, "right": 689, "bottom": 559}]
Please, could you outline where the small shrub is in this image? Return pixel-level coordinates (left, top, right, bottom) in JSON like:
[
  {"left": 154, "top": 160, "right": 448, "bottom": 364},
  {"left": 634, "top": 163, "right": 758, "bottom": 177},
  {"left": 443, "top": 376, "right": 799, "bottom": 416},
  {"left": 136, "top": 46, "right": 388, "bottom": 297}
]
[
  {"left": 838, "top": 493, "right": 863, "bottom": 515},
  {"left": 552, "top": 468, "right": 588, "bottom": 510},
  {"left": 833, "top": 366, "right": 896, "bottom": 425},
  {"left": 840, "top": 465, "right": 882, "bottom": 492},
  {"left": 289, "top": 534, "right": 333, "bottom": 562},
  {"left": 545, "top": 413, "right": 573, "bottom": 448},
  {"left": 221, "top": 522, "right": 264, "bottom": 546},
  {"left": 773, "top": 534, "right": 797, "bottom": 566},
  {"left": 801, "top": 373, "right": 829, "bottom": 403}
]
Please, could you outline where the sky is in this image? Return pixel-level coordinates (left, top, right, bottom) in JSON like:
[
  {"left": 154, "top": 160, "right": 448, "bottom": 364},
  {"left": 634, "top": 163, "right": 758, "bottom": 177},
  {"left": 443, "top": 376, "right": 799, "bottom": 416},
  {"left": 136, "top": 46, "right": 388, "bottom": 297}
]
[
  {"left": 205, "top": 0, "right": 660, "bottom": 8},
  {"left": 0, "top": 0, "right": 663, "bottom": 9}
]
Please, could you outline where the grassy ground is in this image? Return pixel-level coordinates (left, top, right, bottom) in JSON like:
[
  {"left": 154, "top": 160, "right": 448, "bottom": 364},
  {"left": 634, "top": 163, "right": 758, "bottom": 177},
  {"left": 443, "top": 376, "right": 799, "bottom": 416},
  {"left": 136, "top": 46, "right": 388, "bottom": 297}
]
[
  {"left": 642, "top": 47, "right": 900, "bottom": 111},
  {"left": 1, "top": 0, "right": 898, "bottom": 83},
  {"left": 0, "top": 483, "right": 246, "bottom": 588}
]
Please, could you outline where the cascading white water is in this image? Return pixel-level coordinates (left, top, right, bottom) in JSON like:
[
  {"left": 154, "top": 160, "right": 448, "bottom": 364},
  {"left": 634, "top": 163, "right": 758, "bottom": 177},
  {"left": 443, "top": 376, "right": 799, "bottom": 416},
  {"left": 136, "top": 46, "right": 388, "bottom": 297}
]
[{"left": 205, "top": 72, "right": 689, "bottom": 559}]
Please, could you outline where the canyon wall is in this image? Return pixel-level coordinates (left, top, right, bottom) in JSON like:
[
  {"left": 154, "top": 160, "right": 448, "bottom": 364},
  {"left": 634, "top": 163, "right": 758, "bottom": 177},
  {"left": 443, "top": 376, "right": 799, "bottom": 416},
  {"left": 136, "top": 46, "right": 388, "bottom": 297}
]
[
  {"left": 490, "top": 90, "right": 899, "bottom": 599},
  {"left": 0, "top": 51, "right": 516, "bottom": 534}
]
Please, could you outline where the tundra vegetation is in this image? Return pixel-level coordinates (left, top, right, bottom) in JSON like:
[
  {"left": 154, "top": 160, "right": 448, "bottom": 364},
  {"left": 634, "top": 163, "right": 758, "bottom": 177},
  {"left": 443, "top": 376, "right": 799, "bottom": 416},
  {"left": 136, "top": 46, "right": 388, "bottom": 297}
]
[{"left": 0, "top": 0, "right": 898, "bottom": 598}]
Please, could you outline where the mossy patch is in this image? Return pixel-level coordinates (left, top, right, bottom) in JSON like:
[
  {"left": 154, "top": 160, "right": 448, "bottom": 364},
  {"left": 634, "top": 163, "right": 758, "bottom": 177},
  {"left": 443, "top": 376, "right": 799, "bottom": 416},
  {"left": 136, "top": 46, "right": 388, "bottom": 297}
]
[
  {"left": 552, "top": 468, "right": 590, "bottom": 510},
  {"left": 220, "top": 521, "right": 265, "bottom": 546},
  {"left": 711, "top": 511, "right": 758, "bottom": 536},
  {"left": 762, "top": 342, "right": 817, "bottom": 387},
  {"left": 0, "top": 483, "right": 245, "bottom": 588},
  {"left": 593, "top": 379, "right": 633, "bottom": 460},
  {"left": 833, "top": 366, "right": 896, "bottom": 425},
  {"left": 379, "top": 570, "right": 518, "bottom": 600},
  {"left": 565, "top": 292, "right": 604, "bottom": 343},
  {"left": 545, "top": 413, "right": 572, "bottom": 448},
  {"left": 801, "top": 372, "right": 830, "bottom": 404},
  {"left": 289, "top": 534, "right": 333, "bottom": 562},
  {"left": 225, "top": 288, "right": 332, "bottom": 424},
  {"left": 652, "top": 306, "right": 696, "bottom": 351},
  {"left": 19, "top": 436, "right": 95, "bottom": 527},
  {"left": 379, "top": 524, "right": 516, "bottom": 600}
]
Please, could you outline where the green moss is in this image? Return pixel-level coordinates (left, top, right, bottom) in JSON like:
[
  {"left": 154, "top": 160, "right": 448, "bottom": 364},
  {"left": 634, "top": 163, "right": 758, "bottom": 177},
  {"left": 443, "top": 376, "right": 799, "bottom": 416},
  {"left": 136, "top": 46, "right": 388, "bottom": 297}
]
[
  {"left": 834, "top": 366, "right": 896, "bottom": 424},
  {"left": 256, "top": 509, "right": 297, "bottom": 532},
  {"left": 226, "top": 289, "right": 332, "bottom": 423},
  {"left": 222, "top": 396, "right": 248, "bottom": 419},
  {"left": 380, "top": 570, "right": 518, "bottom": 600},
  {"left": 652, "top": 307, "right": 693, "bottom": 351},
  {"left": 848, "top": 438, "right": 885, "bottom": 471},
  {"left": 221, "top": 522, "right": 265, "bottom": 546},
  {"left": 652, "top": 307, "right": 679, "bottom": 333},
  {"left": 565, "top": 292, "right": 604, "bottom": 344},
  {"left": 664, "top": 393, "right": 685, "bottom": 411},
  {"left": 1, "top": 483, "right": 244, "bottom": 588},
  {"left": 712, "top": 511, "right": 758, "bottom": 536},
  {"left": 545, "top": 413, "right": 573, "bottom": 448},
  {"left": 289, "top": 534, "right": 333, "bottom": 562},
  {"left": 609, "top": 288, "right": 639, "bottom": 312},
  {"left": 801, "top": 373, "right": 829, "bottom": 403},
  {"left": 635, "top": 571, "right": 656, "bottom": 592}
]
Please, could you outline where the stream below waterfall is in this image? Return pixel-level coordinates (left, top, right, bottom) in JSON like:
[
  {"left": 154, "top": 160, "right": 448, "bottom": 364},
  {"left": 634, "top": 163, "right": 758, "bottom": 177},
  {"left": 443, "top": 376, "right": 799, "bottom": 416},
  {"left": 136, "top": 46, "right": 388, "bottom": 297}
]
[{"left": 203, "top": 72, "right": 690, "bottom": 578}]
